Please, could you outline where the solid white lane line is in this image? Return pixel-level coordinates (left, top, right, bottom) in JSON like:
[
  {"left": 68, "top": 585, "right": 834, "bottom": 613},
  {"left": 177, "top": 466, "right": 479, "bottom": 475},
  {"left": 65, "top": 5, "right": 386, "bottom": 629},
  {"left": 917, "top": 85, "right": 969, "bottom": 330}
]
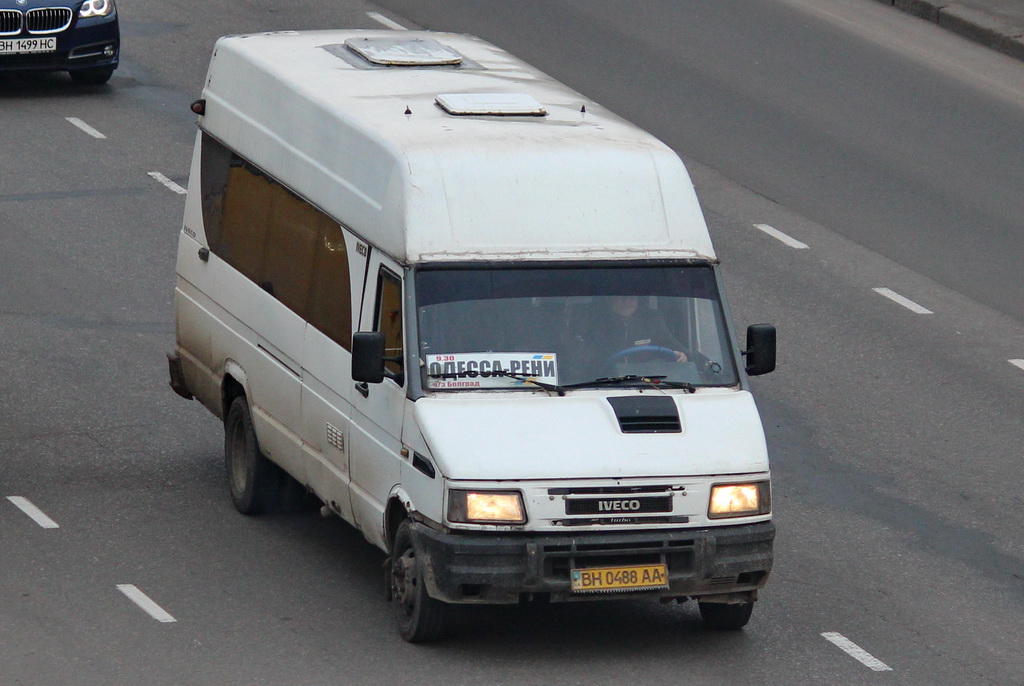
[
  {"left": 872, "top": 287, "right": 933, "bottom": 314},
  {"left": 6, "top": 496, "right": 60, "bottom": 529},
  {"left": 821, "top": 632, "right": 893, "bottom": 672},
  {"left": 147, "top": 171, "right": 187, "bottom": 195},
  {"left": 753, "top": 223, "right": 810, "bottom": 249},
  {"left": 65, "top": 117, "right": 106, "bottom": 139},
  {"left": 1010, "top": 359, "right": 1024, "bottom": 372},
  {"left": 117, "top": 584, "right": 177, "bottom": 623},
  {"left": 367, "top": 12, "right": 408, "bottom": 30}
]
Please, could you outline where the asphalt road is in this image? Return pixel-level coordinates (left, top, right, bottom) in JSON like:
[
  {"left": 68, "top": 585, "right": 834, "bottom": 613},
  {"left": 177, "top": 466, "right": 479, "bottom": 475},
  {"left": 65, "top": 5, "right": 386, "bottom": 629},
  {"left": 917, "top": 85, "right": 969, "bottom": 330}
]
[{"left": 2, "top": 1, "right": 1022, "bottom": 684}]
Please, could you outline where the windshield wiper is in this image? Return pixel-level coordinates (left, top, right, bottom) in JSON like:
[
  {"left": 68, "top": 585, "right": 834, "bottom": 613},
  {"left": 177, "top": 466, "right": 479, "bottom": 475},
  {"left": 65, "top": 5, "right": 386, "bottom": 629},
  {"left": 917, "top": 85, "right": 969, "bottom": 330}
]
[
  {"left": 487, "top": 369, "right": 566, "bottom": 396},
  {"left": 561, "top": 375, "right": 696, "bottom": 393}
]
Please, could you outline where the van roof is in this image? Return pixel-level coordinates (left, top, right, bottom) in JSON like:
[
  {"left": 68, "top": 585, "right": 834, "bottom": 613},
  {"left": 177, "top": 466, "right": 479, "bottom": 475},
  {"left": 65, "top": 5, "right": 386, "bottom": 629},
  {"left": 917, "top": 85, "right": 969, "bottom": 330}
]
[{"left": 199, "top": 30, "right": 716, "bottom": 263}]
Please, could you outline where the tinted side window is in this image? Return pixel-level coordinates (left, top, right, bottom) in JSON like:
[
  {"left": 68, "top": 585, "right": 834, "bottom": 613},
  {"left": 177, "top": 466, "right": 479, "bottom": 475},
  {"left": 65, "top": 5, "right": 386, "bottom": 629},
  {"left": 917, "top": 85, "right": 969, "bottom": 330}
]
[
  {"left": 376, "top": 269, "right": 404, "bottom": 380},
  {"left": 199, "top": 132, "right": 352, "bottom": 345},
  {"left": 199, "top": 133, "right": 231, "bottom": 245},
  {"left": 308, "top": 220, "right": 352, "bottom": 350},
  {"left": 260, "top": 185, "right": 319, "bottom": 316},
  {"left": 219, "top": 162, "right": 274, "bottom": 284}
]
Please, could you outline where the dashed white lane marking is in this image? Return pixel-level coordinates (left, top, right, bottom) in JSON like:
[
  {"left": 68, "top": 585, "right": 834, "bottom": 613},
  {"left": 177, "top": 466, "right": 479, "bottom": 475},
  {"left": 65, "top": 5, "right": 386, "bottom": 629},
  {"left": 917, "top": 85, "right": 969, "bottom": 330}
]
[
  {"left": 117, "top": 584, "right": 177, "bottom": 623},
  {"left": 753, "top": 223, "right": 810, "bottom": 249},
  {"left": 147, "top": 171, "right": 187, "bottom": 195},
  {"left": 6, "top": 496, "right": 60, "bottom": 529},
  {"left": 65, "top": 117, "right": 106, "bottom": 139},
  {"left": 1010, "top": 359, "right": 1024, "bottom": 372},
  {"left": 821, "top": 632, "right": 893, "bottom": 672},
  {"left": 872, "top": 287, "right": 933, "bottom": 314},
  {"left": 367, "top": 12, "right": 408, "bottom": 30}
]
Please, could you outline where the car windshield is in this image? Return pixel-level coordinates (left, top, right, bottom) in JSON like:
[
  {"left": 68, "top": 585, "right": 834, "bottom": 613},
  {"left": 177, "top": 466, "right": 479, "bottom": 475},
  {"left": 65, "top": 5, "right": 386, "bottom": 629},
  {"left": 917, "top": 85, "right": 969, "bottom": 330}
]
[{"left": 415, "top": 264, "right": 738, "bottom": 391}]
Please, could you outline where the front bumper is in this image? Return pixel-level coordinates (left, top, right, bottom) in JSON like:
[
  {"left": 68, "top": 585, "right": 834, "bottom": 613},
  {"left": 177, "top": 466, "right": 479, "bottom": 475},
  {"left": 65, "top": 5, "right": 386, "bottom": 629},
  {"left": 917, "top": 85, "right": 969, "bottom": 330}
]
[
  {"left": 410, "top": 520, "right": 774, "bottom": 604},
  {"left": 0, "top": 14, "right": 119, "bottom": 74}
]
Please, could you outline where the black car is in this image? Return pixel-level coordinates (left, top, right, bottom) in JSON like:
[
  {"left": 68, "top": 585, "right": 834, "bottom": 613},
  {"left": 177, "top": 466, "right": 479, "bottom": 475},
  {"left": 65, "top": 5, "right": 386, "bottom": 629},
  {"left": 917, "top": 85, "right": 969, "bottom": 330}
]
[{"left": 1, "top": 0, "right": 119, "bottom": 84}]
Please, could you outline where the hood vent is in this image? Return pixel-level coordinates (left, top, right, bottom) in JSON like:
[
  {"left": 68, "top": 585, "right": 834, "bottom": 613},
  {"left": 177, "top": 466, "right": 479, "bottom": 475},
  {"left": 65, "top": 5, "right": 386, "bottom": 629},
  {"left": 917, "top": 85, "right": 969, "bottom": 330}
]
[{"left": 607, "top": 396, "right": 682, "bottom": 434}]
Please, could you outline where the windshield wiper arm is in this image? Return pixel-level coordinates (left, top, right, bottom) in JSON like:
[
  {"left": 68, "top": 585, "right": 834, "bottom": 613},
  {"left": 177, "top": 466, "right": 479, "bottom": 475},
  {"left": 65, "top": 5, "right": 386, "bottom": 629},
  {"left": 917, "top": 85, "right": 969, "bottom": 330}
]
[
  {"left": 488, "top": 369, "right": 566, "bottom": 396},
  {"left": 561, "top": 375, "right": 696, "bottom": 393}
]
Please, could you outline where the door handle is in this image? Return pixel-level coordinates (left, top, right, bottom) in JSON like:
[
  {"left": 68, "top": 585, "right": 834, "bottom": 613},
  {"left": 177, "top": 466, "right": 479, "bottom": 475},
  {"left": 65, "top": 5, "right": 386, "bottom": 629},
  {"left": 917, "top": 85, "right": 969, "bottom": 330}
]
[{"left": 355, "top": 382, "right": 369, "bottom": 398}]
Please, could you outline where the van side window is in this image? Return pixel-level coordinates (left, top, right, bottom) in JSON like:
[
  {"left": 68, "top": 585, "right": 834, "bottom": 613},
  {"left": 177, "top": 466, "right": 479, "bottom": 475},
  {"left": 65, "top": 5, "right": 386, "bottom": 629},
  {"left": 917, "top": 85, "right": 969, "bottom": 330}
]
[
  {"left": 260, "top": 185, "right": 318, "bottom": 316},
  {"left": 199, "top": 133, "right": 352, "bottom": 349},
  {"left": 308, "top": 220, "right": 352, "bottom": 350},
  {"left": 375, "top": 269, "right": 404, "bottom": 381},
  {"left": 199, "top": 133, "right": 231, "bottom": 240}
]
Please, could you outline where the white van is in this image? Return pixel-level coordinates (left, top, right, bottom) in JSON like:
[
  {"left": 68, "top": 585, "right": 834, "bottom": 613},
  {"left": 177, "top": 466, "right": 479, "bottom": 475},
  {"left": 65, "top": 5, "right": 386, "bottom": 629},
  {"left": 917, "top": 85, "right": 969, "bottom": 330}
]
[{"left": 169, "top": 29, "right": 777, "bottom": 642}]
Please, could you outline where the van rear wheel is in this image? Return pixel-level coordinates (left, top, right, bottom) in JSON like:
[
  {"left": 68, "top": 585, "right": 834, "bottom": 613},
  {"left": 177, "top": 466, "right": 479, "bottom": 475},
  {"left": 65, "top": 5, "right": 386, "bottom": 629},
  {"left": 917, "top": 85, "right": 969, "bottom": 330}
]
[
  {"left": 698, "top": 600, "right": 754, "bottom": 630},
  {"left": 224, "top": 395, "right": 291, "bottom": 514},
  {"left": 390, "top": 519, "right": 447, "bottom": 642}
]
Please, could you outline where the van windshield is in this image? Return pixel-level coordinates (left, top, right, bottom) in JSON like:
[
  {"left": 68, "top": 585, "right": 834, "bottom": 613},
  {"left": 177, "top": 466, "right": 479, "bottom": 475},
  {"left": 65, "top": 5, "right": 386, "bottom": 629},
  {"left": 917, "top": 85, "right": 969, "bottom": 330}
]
[{"left": 415, "top": 265, "right": 738, "bottom": 391}]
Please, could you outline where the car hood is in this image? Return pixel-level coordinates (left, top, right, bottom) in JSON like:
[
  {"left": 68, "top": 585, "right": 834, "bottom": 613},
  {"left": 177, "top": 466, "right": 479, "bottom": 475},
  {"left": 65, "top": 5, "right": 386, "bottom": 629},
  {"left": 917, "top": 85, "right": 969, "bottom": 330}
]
[{"left": 413, "top": 390, "right": 769, "bottom": 481}]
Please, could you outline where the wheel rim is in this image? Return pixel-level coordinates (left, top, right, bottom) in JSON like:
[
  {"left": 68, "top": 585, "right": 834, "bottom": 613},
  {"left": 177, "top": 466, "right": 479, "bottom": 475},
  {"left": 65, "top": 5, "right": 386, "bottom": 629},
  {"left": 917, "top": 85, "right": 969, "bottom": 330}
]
[{"left": 392, "top": 548, "right": 418, "bottom": 620}]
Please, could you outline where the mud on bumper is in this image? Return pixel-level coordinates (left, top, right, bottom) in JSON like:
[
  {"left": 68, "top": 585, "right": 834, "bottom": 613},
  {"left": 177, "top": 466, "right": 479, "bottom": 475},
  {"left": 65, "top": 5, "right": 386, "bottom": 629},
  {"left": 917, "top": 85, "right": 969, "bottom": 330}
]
[{"left": 410, "top": 520, "right": 774, "bottom": 604}]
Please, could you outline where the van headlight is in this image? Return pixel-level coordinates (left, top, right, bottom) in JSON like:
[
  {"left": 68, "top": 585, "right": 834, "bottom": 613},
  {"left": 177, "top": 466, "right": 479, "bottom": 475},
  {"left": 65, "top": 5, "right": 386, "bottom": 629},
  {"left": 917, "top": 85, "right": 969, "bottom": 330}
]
[
  {"left": 80, "top": 0, "right": 115, "bottom": 18},
  {"left": 708, "top": 481, "right": 771, "bottom": 519},
  {"left": 448, "top": 490, "right": 526, "bottom": 524}
]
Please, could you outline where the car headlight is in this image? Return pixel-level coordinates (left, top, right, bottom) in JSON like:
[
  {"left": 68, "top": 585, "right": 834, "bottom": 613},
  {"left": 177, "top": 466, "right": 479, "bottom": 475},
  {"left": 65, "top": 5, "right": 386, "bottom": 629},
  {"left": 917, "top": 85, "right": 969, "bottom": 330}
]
[
  {"left": 80, "top": 0, "right": 115, "bottom": 18},
  {"left": 448, "top": 490, "right": 526, "bottom": 524},
  {"left": 708, "top": 481, "right": 771, "bottom": 519}
]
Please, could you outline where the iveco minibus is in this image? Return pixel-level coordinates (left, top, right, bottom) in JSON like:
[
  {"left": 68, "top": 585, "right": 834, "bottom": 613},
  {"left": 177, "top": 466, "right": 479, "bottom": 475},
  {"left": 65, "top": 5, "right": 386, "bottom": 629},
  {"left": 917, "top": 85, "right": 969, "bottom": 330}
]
[{"left": 169, "top": 30, "right": 777, "bottom": 642}]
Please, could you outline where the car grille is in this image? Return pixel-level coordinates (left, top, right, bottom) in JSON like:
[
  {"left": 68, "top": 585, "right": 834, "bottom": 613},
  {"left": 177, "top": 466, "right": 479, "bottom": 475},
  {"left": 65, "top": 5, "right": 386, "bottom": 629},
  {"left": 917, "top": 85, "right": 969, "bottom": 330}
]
[
  {"left": 26, "top": 8, "right": 74, "bottom": 34},
  {"left": 0, "top": 8, "right": 74, "bottom": 36},
  {"left": 0, "top": 10, "right": 21, "bottom": 36},
  {"left": 550, "top": 484, "right": 687, "bottom": 525}
]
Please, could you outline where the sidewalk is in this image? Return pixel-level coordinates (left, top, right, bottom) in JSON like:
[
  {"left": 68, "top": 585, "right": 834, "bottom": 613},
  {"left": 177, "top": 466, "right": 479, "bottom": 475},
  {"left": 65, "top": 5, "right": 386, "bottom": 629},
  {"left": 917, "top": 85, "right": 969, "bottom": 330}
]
[{"left": 875, "top": 0, "right": 1024, "bottom": 61}]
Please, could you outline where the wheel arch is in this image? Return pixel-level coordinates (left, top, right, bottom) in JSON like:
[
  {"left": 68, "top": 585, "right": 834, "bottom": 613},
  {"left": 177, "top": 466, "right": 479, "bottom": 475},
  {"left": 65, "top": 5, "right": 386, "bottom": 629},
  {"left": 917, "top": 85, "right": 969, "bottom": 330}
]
[
  {"left": 384, "top": 488, "right": 414, "bottom": 552},
  {"left": 220, "top": 359, "right": 250, "bottom": 420}
]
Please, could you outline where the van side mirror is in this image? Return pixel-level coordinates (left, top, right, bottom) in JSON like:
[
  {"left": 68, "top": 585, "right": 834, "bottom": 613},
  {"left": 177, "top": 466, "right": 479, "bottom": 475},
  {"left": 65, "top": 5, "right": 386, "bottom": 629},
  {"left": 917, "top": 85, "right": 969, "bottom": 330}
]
[
  {"left": 744, "top": 324, "right": 776, "bottom": 376},
  {"left": 352, "top": 332, "right": 386, "bottom": 383}
]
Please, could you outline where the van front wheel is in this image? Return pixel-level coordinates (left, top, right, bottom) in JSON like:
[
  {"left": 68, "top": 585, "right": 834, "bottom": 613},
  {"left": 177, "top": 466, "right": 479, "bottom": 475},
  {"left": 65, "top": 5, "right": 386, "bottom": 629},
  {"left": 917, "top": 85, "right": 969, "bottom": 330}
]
[
  {"left": 224, "top": 395, "right": 287, "bottom": 514},
  {"left": 390, "top": 519, "right": 447, "bottom": 642},
  {"left": 698, "top": 600, "right": 754, "bottom": 630}
]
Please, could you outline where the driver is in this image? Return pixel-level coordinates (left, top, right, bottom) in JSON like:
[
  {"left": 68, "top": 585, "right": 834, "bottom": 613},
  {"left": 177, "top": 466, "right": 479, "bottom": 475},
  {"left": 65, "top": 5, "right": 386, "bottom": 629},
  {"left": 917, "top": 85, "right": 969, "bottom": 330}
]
[{"left": 580, "top": 295, "right": 688, "bottom": 364}]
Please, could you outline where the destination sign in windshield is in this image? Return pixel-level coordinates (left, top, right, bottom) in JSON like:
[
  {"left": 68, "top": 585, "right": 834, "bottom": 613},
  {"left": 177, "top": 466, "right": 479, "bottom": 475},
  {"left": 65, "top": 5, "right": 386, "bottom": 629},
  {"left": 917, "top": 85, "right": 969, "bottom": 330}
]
[{"left": 425, "top": 352, "right": 558, "bottom": 389}]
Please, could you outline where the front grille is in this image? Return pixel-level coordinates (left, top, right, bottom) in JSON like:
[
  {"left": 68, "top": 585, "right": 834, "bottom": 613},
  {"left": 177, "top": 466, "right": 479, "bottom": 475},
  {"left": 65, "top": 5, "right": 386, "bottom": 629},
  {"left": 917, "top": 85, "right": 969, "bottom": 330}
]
[
  {"left": 0, "top": 10, "right": 22, "bottom": 35},
  {"left": 548, "top": 485, "right": 673, "bottom": 495},
  {"left": 566, "top": 496, "right": 673, "bottom": 515},
  {"left": 26, "top": 8, "right": 73, "bottom": 34},
  {"left": 550, "top": 484, "right": 684, "bottom": 526}
]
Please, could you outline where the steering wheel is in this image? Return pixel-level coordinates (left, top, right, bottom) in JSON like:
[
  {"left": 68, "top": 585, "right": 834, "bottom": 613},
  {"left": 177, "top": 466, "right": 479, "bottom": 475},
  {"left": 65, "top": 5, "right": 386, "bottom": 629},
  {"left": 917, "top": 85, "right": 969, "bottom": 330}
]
[{"left": 603, "top": 344, "right": 679, "bottom": 367}]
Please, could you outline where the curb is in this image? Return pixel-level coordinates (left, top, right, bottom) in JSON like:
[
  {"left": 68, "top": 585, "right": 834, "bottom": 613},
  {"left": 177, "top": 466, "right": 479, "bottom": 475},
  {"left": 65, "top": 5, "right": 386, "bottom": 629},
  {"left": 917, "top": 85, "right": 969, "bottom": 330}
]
[{"left": 873, "top": 0, "right": 1024, "bottom": 61}]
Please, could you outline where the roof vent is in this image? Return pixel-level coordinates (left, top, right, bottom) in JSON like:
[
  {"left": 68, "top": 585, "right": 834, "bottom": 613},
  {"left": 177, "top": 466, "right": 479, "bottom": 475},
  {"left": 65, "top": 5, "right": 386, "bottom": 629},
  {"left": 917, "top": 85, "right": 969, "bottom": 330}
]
[
  {"left": 436, "top": 93, "right": 547, "bottom": 116},
  {"left": 606, "top": 396, "right": 682, "bottom": 434},
  {"left": 345, "top": 37, "right": 463, "bottom": 66}
]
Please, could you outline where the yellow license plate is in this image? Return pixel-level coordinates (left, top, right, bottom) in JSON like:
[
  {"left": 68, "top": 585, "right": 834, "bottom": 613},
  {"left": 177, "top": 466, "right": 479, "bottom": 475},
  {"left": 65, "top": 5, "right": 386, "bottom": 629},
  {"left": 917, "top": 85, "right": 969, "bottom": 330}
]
[{"left": 570, "top": 564, "right": 669, "bottom": 593}]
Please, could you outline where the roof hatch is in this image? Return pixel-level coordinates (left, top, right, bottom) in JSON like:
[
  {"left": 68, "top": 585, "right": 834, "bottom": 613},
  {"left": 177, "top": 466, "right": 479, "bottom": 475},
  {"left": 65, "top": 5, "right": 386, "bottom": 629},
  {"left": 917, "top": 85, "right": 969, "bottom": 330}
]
[
  {"left": 345, "top": 37, "right": 463, "bottom": 66},
  {"left": 435, "top": 93, "right": 547, "bottom": 116}
]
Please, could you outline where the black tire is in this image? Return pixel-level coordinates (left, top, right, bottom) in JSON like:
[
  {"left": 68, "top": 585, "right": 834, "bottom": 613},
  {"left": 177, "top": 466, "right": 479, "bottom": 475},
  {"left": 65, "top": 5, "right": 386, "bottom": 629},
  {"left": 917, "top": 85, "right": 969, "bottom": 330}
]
[
  {"left": 224, "top": 395, "right": 292, "bottom": 515},
  {"left": 390, "top": 519, "right": 447, "bottom": 642},
  {"left": 69, "top": 67, "right": 114, "bottom": 85},
  {"left": 698, "top": 600, "right": 754, "bottom": 630}
]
